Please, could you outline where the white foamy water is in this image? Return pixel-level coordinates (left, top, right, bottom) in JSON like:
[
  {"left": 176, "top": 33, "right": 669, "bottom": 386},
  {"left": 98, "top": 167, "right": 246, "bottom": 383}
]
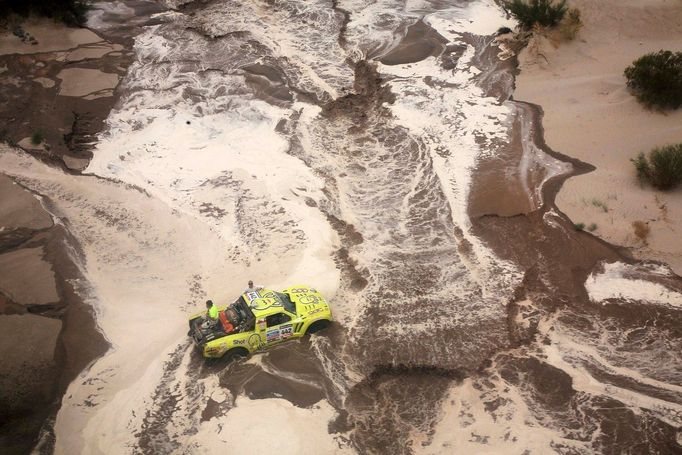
[
  {"left": 586, "top": 261, "right": 682, "bottom": 309},
  {"left": 539, "top": 314, "right": 682, "bottom": 429},
  {"left": 292, "top": 2, "right": 524, "bottom": 378}
]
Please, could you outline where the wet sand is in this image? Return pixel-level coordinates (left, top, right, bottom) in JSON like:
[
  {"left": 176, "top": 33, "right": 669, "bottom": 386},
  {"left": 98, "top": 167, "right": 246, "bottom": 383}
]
[
  {"left": 0, "top": 171, "right": 109, "bottom": 455},
  {"left": 0, "top": 2, "right": 163, "bottom": 172},
  {"left": 514, "top": 0, "right": 682, "bottom": 274},
  {"left": 0, "top": 3, "right": 164, "bottom": 453}
]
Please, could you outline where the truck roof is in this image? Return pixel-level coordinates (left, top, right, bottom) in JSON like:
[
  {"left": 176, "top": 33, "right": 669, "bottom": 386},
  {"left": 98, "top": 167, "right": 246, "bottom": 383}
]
[{"left": 242, "top": 290, "right": 287, "bottom": 317}]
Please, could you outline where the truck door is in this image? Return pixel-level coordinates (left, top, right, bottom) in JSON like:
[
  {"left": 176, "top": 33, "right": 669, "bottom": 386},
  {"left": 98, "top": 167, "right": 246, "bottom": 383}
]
[
  {"left": 249, "top": 317, "right": 267, "bottom": 351},
  {"left": 265, "top": 312, "right": 293, "bottom": 345}
]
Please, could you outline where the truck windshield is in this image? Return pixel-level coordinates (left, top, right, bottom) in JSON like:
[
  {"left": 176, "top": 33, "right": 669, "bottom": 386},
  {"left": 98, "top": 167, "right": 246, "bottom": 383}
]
[{"left": 275, "top": 292, "right": 296, "bottom": 314}]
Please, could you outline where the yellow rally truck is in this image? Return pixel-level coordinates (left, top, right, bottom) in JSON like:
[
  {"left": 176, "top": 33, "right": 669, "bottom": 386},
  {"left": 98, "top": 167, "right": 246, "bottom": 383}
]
[{"left": 188, "top": 285, "right": 332, "bottom": 359}]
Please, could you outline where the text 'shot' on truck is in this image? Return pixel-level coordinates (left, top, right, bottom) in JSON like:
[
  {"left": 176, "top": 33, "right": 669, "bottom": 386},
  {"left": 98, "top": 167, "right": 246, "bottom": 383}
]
[{"left": 188, "top": 285, "right": 332, "bottom": 359}]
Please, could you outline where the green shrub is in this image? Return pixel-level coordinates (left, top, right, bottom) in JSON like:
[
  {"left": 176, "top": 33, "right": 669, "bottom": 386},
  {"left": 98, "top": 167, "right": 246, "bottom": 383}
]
[
  {"left": 587, "top": 223, "right": 597, "bottom": 232},
  {"left": 504, "top": 0, "right": 567, "bottom": 29},
  {"left": 590, "top": 198, "right": 608, "bottom": 212},
  {"left": 559, "top": 7, "right": 582, "bottom": 40},
  {"left": 624, "top": 50, "right": 682, "bottom": 110},
  {"left": 631, "top": 144, "right": 682, "bottom": 190},
  {"left": 31, "top": 130, "right": 44, "bottom": 145},
  {"left": 574, "top": 222, "right": 585, "bottom": 231}
]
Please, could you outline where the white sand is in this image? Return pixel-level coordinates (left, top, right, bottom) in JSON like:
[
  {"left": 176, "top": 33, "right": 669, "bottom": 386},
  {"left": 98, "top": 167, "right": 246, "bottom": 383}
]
[
  {"left": 190, "top": 396, "right": 352, "bottom": 454},
  {"left": 515, "top": 0, "right": 682, "bottom": 274}
]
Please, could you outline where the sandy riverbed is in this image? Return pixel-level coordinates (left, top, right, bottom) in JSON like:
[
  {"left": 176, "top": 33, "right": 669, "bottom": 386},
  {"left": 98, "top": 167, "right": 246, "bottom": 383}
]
[{"left": 515, "top": 0, "right": 682, "bottom": 274}]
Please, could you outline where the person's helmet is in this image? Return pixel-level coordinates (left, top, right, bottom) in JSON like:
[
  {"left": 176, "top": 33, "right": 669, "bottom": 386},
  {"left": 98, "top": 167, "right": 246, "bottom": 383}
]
[
  {"left": 248, "top": 280, "right": 253, "bottom": 287},
  {"left": 206, "top": 299, "right": 213, "bottom": 308}
]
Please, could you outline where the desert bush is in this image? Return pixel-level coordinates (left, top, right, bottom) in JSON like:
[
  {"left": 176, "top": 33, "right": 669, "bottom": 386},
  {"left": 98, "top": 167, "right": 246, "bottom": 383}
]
[
  {"left": 632, "top": 220, "right": 650, "bottom": 244},
  {"left": 505, "top": 0, "right": 567, "bottom": 29},
  {"left": 31, "top": 130, "right": 44, "bottom": 145},
  {"left": 624, "top": 50, "right": 682, "bottom": 109},
  {"left": 590, "top": 198, "right": 608, "bottom": 212},
  {"left": 1, "top": 0, "right": 90, "bottom": 26},
  {"left": 574, "top": 222, "right": 585, "bottom": 231},
  {"left": 558, "top": 7, "right": 582, "bottom": 40},
  {"left": 632, "top": 144, "right": 682, "bottom": 190}
]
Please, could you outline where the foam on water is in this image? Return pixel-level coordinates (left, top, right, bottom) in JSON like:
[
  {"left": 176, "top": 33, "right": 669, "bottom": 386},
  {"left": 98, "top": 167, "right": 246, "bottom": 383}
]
[
  {"left": 540, "top": 315, "right": 682, "bottom": 429},
  {"left": 586, "top": 261, "right": 682, "bottom": 309},
  {"left": 87, "top": 23, "right": 341, "bottom": 294},
  {"left": 182, "top": 0, "right": 354, "bottom": 100}
]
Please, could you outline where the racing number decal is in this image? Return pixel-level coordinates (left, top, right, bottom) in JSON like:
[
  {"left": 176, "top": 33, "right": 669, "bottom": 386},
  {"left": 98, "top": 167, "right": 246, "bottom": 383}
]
[
  {"left": 265, "top": 324, "right": 293, "bottom": 344},
  {"left": 280, "top": 324, "right": 293, "bottom": 339}
]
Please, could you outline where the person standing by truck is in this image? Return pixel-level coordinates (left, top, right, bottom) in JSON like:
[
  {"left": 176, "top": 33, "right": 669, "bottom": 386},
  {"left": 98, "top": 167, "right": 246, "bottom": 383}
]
[
  {"left": 244, "top": 280, "right": 263, "bottom": 293},
  {"left": 206, "top": 299, "right": 219, "bottom": 319}
]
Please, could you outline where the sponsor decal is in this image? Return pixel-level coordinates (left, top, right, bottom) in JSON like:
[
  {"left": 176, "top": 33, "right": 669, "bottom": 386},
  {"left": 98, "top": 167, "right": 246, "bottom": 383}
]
[
  {"left": 250, "top": 297, "right": 282, "bottom": 311},
  {"left": 298, "top": 294, "right": 319, "bottom": 305},
  {"left": 266, "top": 329, "right": 281, "bottom": 342},
  {"left": 280, "top": 324, "right": 293, "bottom": 339},
  {"left": 246, "top": 291, "right": 260, "bottom": 302},
  {"left": 257, "top": 319, "right": 266, "bottom": 330},
  {"left": 233, "top": 339, "right": 246, "bottom": 345},
  {"left": 248, "top": 333, "right": 261, "bottom": 349},
  {"left": 308, "top": 307, "right": 324, "bottom": 316}
]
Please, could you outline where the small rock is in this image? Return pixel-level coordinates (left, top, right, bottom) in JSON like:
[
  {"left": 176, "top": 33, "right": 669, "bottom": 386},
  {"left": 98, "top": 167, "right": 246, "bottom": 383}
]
[{"left": 62, "top": 155, "right": 90, "bottom": 171}]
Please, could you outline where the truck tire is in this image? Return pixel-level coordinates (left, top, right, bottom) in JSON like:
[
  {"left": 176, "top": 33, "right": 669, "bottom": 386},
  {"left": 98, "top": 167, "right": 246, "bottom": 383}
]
[
  {"left": 306, "top": 319, "right": 330, "bottom": 335},
  {"left": 224, "top": 347, "right": 249, "bottom": 361}
]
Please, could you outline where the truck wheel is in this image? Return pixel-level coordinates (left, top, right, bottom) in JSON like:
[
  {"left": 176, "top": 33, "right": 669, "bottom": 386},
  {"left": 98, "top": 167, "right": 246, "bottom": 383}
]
[
  {"left": 224, "top": 347, "right": 249, "bottom": 362},
  {"left": 188, "top": 317, "right": 201, "bottom": 332},
  {"left": 306, "top": 320, "right": 330, "bottom": 335}
]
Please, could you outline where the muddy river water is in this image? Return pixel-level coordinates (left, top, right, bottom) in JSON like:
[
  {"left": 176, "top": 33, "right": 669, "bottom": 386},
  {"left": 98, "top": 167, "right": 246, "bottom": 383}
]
[{"left": 1, "top": 0, "right": 681, "bottom": 453}]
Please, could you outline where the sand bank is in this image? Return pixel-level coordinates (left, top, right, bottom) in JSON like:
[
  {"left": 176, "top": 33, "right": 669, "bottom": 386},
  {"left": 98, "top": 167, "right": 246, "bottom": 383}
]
[
  {"left": 57, "top": 67, "right": 119, "bottom": 98},
  {"left": 514, "top": 0, "right": 682, "bottom": 274},
  {"left": 0, "top": 18, "right": 101, "bottom": 56}
]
